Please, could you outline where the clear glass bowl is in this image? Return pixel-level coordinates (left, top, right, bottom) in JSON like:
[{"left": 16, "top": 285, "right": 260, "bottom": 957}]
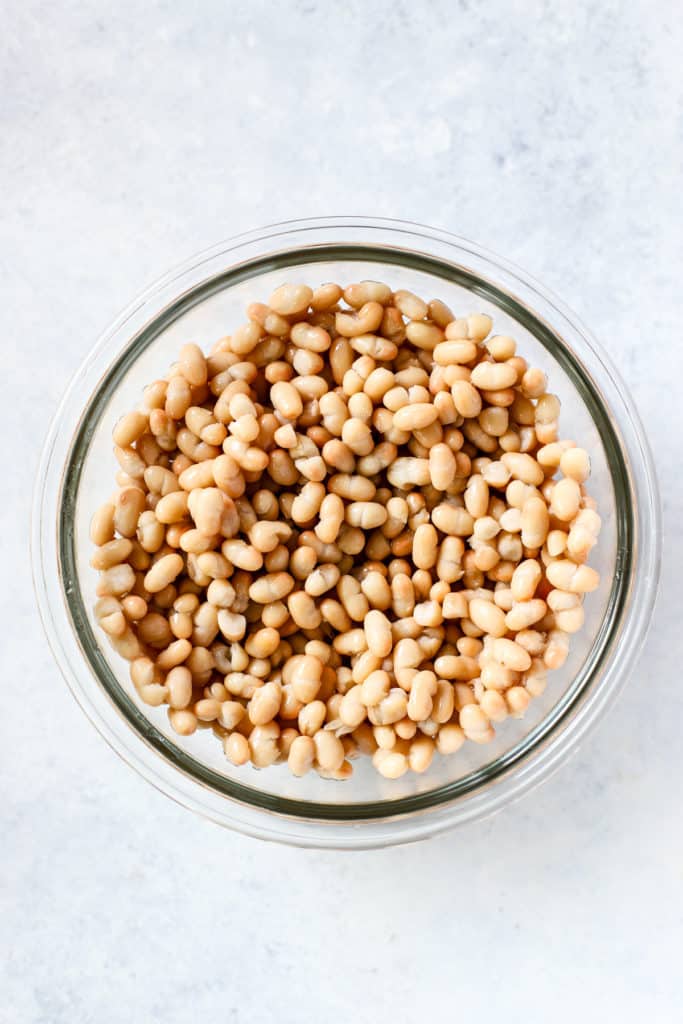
[{"left": 32, "top": 217, "right": 660, "bottom": 849}]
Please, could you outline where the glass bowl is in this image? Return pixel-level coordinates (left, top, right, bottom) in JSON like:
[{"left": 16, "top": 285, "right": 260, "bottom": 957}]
[{"left": 32, "top": 217, "right": 660, "bottom": 849}]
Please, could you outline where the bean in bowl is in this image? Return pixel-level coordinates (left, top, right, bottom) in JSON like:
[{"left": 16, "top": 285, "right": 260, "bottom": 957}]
[{"left": 90, "top": 280, "right": 601, "bottom": 780}]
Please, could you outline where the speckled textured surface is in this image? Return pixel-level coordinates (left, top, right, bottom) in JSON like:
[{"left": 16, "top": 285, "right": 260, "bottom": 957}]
[{"left": 2, "top": 2, "right": 681, "bottom": 1021}]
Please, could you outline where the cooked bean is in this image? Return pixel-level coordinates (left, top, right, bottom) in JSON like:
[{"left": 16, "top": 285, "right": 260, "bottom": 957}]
[
  {"left": 560, "top": 447, "right": 591, "bottom": 483},
  {"left": 428, "top": 298, "right": 454, "bottom": 328},
  {"left": 155, "top": 490, "right": 189, "bottom": 524},
  {"left": 144, "top": 553, "right": 184, "bottom": 594},
  {"left": 247, "top": 301, "right": 292, "bottom": 335},
  {"left": 392, "top": 403, "right": 438, "bottom": 432},
  {"left": 96, "top": 563, "right": 135, "bottom": 597},
  {"left": 395, "top": 718, "right": 417, "bottom": 740},
  {"left": 166, "top": 375, "right": 192, "bottom": 419},
  {"left": 313, "top": 729, "right": 345, "bottom": 771},
  {"left": 480, "top": 689, "right": 508, "bottom": 723},
  {"left": 567, "top": 509, "right": 601, "bottom": 561},
  {"left": 451, "top": 380, "right": 482, "bottom": 418},
  {"left": 464, "top": 475, "right": 489, "bottom": 518},
  {"left": 169, "top": 709, "right": 198, "bottom": 736},
  {"left": 360, "top": 670, "right": 391, "bottom": 707},
  {"left": 468, "top": 598, "right": 507, "bottom": 638},
  {"left": 459, "top": 703, "right": 491, "bottom": 736},
  {"left": 373, "top": 748, "right": 408, "bottom": 779},
  {"left": 289, "top": 655, "right": 323, "bottom": 703},
  {"left": 364, "top": 609, "right": 393, "bottom": 658},
  {"left": 245, "top": 627, "right": 280, "bottom": 659},
  {"left": 90, "top": 502, "right": 116, "bottom": 545},
  {"left": 387, "top": 457, "right": 431, "bottom": 489},
  {"left": 550, "top": 477, "right": 582, "bottom": 522},
  {"left": 249, "top": 572, "right": 294, "bottom": 603},
  {"left": 113, "top": 487, "right": 146, "bottom": 538},
  {"left": 394, "top": 289, "right": 428, "bottom": 320},
  {"left": 178, "top": 343, "right": 207, "bottom": 386},
  {"left": 434, "top": 340, "right": 478, "bottom": 366},
  {"left": 100, "top": 610, "right": 127, "bottom": 637},
  {"left": 336, "top": 301, "right": 384, "bottom": 338},
  {"left": 412, "top": 523, "right": 438, "bottom": 570},
  {"left": 156, "top": 638, "right": 192, "bottom": 670},
  {"left": 121, "top": 595, "right": 148, "bottom": 621},
  {"left": 114, "top": 444, "right": 146, "bottom": 480},
  {"left": 469, "top": 360, "right": 517, "bottom": 391},
  {"left": 339, "top": 688, "right": 367, "bottom": 729},
  {"left": 287, "top": 590, "right": 322, "bottom": 630},
  {"left": 521, "top": 496, "right": 549, "bottom": 548},
  {"left": 221, "top": 539, "right": 262, "bottom": 572},
  {"left": 269, "top": 283, "right": 313, "bottom": 317},
  {"left": 501, "top": 452, "right": 544, "bottom": 486},
  {"left": 90, "top": 538, "right": 133, "bottom": 570},
  {"left": 510, "top": 559, "right": 542, "bottom": 601},
  {"left": 367, "top": 687, "right": 406, "bottom": 726},
  {"left": 288, "top": 735, "right": 316, "bottom": 776},
  {"left": 436, "top": 724, "right": 465, "bottom": 755},
  {"left": 490, "top": 637, "right": 532, "bottom": 672},
  {"left": 297, "top": 700, "right": 326, "bottom": 737},
  {"left": 271, "top": 380, "right": 304, "bottom": 419},
  {"left": 505, "top": 599, "right": 547, "bottom": 631},
  {"left": 166, "top": 666, "right": 193, "bottom": 709},
  {"left": 217, "top": 609, "right": 247, "bottom": 642},
  {"left": 428, "top": 442, "right": 456, "bottom": 491},
  {"left": 113, "top": 411, "right": 148, "bottom": 448},
  {"left": 407, "top": 671, "right": 437, "bottom": 722},
  {"left": 345, "top": 502, "right": 387, "bottom": 529},
  {"left": 223, "top": 732, "right": 250, "bottom": 766},
  {"left": 305, "top": 564, "right": 341, "bottom": 597},
  {"left": 546, "top": 559, "right": 600, "bottom": 593},
  {"left": 405, "top": 320, "right": 443, "bottom": 351},
  {"left": 248, "top": 681, "right": 282, "bottom": 725},
  {"left": 342, "top": 281, "right": 390, "bottom": 308},
  {"left": 408, "top": 735, "right": 435, "bottom": 773},
  {"left": 248, "top": 723, "right": 281, "bottom": 767},
  {"left": 188, "top": 488, "right": 225, "bottom": 536},
  {"left": 506, "top": 686, "right": 531, "bottom": 718},
  {"left": 431, "top": 503, "right": 474, "bottom": 537}
]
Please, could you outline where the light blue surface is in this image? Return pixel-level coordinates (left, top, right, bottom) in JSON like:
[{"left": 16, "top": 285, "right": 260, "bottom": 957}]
[{"left": 2, "top": 1, "right": 681, "bottom": 1021}]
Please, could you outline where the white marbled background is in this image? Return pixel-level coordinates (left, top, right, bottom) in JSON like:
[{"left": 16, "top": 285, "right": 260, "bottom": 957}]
[{"left": 2, "top": 1, "right": 682, "bottom": 1021}]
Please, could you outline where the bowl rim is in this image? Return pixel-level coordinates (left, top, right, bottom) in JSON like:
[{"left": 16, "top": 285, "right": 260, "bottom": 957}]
[{"left": 31, "top": 216, "right": 661, "bottom": 849}]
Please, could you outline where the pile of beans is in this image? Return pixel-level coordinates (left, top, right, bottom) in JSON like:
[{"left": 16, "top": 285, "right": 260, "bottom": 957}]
[{"left": 90, "top": 280, "right": 601, "bottom": 780}]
